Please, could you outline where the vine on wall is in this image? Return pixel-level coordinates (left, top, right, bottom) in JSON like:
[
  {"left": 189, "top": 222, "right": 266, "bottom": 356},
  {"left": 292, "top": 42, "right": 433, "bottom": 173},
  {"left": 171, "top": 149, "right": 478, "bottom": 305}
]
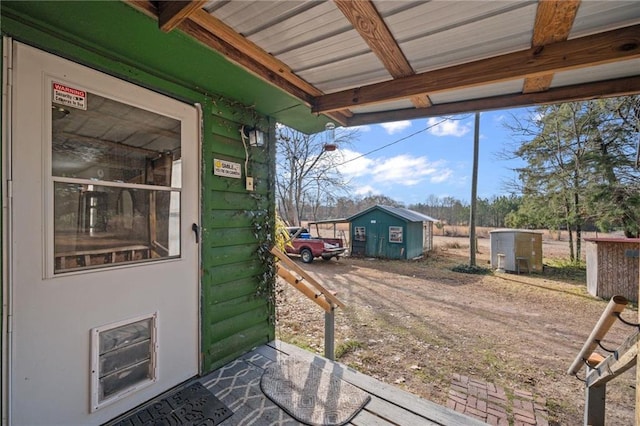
[{"left": 249, "top": 208, "right": 277, "bottom": 325}]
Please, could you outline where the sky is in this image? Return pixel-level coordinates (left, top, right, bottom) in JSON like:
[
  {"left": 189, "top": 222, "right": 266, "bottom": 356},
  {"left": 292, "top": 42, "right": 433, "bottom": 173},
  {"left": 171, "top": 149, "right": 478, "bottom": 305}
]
[{"left": 331, "top": 108, "right": 532, "bottom": 206}]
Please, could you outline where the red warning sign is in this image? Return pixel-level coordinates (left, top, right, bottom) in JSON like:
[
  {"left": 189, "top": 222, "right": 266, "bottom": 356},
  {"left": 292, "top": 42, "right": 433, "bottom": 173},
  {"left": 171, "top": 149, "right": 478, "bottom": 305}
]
[{"left": 52, "top": 82, "right": 87, "bottom": 110}]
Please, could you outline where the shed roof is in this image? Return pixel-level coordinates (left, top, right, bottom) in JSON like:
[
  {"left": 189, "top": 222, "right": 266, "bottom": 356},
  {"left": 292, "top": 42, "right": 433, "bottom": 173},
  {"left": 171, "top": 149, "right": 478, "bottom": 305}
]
[
  {"left": 308, "top": 218, "right": 349, "bottom": 225},
  {"left": 348, "top": 205, "right": 437, "bottom": 223},
  {"left": 126, "top": 0, "right": 639, "bottom": 133},
  {"left": 584, "top": 237, "right": 640, "bottom": 243},
  {"left": 490, "top": 228, "right": 543, "bottom": 234}
]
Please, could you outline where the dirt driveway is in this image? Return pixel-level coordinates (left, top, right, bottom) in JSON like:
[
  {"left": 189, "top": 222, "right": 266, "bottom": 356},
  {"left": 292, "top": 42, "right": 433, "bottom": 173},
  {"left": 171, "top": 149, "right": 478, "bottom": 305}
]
[{"left": 275, "top": 236, "right": 636, "bottom": 425}]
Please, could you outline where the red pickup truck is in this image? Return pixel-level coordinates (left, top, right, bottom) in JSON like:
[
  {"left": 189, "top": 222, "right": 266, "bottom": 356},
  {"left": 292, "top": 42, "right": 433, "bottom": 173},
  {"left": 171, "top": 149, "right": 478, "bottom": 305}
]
[{"left": 285, "top": 227, "right": 346, "bottom": 263}]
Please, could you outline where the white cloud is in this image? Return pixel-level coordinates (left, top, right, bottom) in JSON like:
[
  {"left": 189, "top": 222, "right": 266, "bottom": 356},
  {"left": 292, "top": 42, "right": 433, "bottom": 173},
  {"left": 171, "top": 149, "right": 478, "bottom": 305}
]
[
  {"left": 430, "top": 169, "right": 453, "bottom": 183},
  {"left": 353, "top": 185, "right": 379, "bottom": 196},
  {"left": 339, "top": 150, "right": 454, "bottom": 188},
  {"left": 380, "top": 120, "right": 411, "bottom": 135},
  {"left": 344, "top": 125, "right": 371, "bottom": 133},
  {"left": 427, "top": 117, "right": 471, "bottom": 137},
  {"left": 371, "top": 155, "right": 439, "bottom": 186},
  {"left": 337, "top": 148, "right": 376, "bottom": 178}
]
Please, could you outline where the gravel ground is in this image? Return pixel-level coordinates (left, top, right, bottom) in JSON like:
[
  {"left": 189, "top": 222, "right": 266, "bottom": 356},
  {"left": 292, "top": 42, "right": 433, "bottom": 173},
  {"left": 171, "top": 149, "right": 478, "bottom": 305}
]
[{"left": 275, "top": 235, "right": 636, "bottom": 425}]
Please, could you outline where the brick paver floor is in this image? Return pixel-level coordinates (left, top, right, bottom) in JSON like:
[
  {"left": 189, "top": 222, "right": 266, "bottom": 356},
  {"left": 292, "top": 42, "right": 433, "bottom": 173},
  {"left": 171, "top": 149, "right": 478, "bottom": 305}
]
[{"left": 447, "top": 374, "right": 549, "bottom": 426}]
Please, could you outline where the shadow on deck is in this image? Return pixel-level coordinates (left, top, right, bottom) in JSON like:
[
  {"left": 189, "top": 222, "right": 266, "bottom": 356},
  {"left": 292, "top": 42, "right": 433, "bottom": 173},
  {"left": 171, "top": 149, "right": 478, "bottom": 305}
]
[{"left": 201, "top": 340, "right": 485, "bottom": 425}]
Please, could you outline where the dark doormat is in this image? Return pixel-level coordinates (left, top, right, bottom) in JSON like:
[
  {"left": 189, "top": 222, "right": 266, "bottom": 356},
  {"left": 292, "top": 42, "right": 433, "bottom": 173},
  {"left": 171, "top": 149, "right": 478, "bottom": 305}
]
[{"left": 107, "top": 382, "right": 232, "bottom": 426}]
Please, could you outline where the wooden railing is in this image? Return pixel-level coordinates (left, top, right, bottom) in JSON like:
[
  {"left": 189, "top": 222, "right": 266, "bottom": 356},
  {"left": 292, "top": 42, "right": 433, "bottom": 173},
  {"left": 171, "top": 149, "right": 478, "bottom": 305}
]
[
  {"left": 270, "top": 247, "right": 344, "bottom": 360},
  {"left": 568, "top": 295, "right": 636, "bottom": 425}
]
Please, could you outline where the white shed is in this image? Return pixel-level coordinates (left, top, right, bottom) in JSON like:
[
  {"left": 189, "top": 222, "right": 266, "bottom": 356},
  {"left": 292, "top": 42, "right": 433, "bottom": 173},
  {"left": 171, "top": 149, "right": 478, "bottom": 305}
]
[{"left": 490, "top": 229, "right": 543, "bottom": 273}]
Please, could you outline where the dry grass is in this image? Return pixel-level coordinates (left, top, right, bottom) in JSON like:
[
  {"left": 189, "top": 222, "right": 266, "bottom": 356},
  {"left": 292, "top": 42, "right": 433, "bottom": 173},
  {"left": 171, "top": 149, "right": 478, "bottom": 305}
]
[
  {"left": 276, "top": 233, "right": 636, "bottom": 425},
  {"left": 308, "top": 221, "right": 618, "bottom": 250}
]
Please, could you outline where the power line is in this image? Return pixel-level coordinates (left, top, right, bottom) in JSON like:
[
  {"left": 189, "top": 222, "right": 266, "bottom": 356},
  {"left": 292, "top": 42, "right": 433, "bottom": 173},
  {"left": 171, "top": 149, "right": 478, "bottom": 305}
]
[{"left": 336, "top": 116, "right": 469, "bottom": 166}]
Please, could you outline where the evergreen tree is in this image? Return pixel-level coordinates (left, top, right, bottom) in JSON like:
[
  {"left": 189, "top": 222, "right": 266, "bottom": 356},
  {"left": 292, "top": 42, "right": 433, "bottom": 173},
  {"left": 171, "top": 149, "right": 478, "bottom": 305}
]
[
  {"left": 583, "top": 97, "right": 640, "bottom": 237},
  {"left": 507, "top": 96, "right": 640, "bottom": 261}
]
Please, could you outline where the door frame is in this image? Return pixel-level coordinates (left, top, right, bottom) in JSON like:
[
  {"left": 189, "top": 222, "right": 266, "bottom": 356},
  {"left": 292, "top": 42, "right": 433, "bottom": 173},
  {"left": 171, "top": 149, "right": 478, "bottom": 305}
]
[
  {"left": 1, "top": 37, "right": 203, "bottom": 424},
  {"left": 2, "top": 35, "right": 14, "bottom": 426}
]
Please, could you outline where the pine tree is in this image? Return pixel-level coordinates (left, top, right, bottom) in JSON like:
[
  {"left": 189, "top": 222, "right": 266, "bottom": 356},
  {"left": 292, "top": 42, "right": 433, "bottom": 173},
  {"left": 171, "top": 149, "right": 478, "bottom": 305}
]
[{"left": 507, "top": 96, "right": 640, "bottom": 261}]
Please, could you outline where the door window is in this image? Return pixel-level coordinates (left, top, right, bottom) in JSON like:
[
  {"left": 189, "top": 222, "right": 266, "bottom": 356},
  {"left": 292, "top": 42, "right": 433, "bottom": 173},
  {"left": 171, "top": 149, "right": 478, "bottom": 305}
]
[{"left": 51, "top": 89, "right": 182, "bottom": 273}]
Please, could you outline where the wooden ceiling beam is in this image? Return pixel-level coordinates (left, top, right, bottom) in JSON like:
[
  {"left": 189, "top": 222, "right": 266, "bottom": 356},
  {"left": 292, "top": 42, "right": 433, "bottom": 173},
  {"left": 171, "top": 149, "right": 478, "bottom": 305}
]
[
  {"left": 185, "top": 9, "right": 351, "bottom": 125},
  {"left": 177, "top": 18, "right": 349, "bottom": 126},
  {"left": 522, "top": 0, "right": 581, "bottom": 93},
  {"left": 158, "top": 1, "right": 206, "bottom": 33},
  {"left": 132, "top": 2, "right": 315, "bottom": 95},
  {"left": 314, "top": 24, "right": 640, "bottom": 114},
  {"left": 334, "top": 0, "right": 410, "bottom": 78},
  {"left": 126, "top": 1, "right": 350, "bottom": 125},
  {"left": 176, "top": 20, "right": 313, "bottom": 104},
  {"left": 333, "top": 0, "right": 431, "bottom": 109},
  {"left": 346, "top": 76, "right": 640, "bottom": 126},
  {"left": 187, "top": 9, "right": 321, "bottom": 97}
]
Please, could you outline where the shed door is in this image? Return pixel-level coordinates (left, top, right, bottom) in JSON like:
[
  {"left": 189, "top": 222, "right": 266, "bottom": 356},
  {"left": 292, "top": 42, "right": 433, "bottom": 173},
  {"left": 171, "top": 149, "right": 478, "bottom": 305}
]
[
  {"left": 8, "top": 42, "right": 199, "bottom": 425},
  {"left": 366, "top": 221, "right": 383, "bottom": 257}
]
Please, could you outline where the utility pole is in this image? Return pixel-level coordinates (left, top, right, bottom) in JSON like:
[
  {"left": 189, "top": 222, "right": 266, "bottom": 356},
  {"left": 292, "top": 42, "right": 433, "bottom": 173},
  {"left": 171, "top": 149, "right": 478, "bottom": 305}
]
[{"left": 469, "top": 112, "right": 480, "bottom": 266}]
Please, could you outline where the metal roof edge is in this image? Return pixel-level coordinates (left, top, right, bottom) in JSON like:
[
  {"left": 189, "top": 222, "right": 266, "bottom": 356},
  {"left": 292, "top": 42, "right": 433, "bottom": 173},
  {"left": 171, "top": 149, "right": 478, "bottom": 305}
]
[
  {"left": 347, "top": 204, "right": 436, "bottom": 223},
  {"left": 489, "top": 228, "right": 543, "bottom": 234},
  {"left": 584, "top": 237, "right": 640, "bottom": 243}
]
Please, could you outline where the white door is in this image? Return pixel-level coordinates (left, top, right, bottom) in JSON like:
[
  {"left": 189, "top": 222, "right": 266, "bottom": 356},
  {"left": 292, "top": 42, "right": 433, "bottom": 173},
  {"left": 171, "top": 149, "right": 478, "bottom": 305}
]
[{"left": 7, "top": 42, "right": 200, "bottom": 425}]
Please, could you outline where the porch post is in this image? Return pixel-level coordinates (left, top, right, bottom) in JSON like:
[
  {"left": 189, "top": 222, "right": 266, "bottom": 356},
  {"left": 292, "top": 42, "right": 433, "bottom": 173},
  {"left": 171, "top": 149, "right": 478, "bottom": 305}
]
[
  {"left": 584, "top": 379, "right": 606, "bottom": 426},
  {"left": 637, "top": 240, "right": 640, "bottom": 425},
  {"left": 325, "top": 305, "right": 335, "bottom": 361}
]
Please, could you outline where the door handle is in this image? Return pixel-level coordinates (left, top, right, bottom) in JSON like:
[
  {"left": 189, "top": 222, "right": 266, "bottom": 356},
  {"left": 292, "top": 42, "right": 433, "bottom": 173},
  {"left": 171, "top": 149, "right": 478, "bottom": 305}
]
[{"left": 192, "top": 223, "right": 200, "bottom": 243}]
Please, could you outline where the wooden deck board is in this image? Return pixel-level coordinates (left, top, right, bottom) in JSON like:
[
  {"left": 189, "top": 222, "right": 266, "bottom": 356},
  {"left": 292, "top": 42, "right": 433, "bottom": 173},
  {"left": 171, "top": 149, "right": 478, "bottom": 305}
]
[
  {"left": 350, "top": 408, "right": 398, "bottom": 426},
  {"left": 268, "top": 341, "right": 485, "bottom": 425},
  {"left": 200, "top": 340, "right": 485, "bottom": 425},
  {"left": 364, "top": 396, "right": 439, "bottom": 426}
]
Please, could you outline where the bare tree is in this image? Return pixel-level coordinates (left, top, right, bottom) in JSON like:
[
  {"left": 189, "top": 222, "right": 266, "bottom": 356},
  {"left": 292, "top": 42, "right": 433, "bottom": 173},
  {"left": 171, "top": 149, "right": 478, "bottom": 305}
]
[{"left": 275, "top": 124, "right": 357, "bottom": 225}]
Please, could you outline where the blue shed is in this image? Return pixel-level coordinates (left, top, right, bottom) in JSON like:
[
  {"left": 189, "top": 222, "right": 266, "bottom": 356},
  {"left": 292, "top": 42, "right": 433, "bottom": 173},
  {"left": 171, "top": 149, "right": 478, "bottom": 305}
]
[{"left": 347, "top": 205, "right": 436, "bottom": 259}]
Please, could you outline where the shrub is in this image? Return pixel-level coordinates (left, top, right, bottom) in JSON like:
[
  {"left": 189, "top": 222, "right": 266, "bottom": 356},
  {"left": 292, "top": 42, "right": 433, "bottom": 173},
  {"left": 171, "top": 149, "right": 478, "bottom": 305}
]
[
  {"left": 451, "top": 264, "right": 492, "bottom": 275},
  {"left": 335, "top": 339, "right": 364, "bottom": 359}
]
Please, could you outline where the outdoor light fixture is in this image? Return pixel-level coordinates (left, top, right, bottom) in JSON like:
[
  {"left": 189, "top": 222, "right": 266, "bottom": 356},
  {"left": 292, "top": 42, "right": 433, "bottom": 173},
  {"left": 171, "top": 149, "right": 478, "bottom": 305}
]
[
  {"left": 323, "top": 122, "right": 337, "bottom": 152},
  {"left": 240, "top": 126, "right": 265, "bottom": 147},
  {"left": 248, "top": 128, "right": 265, "bottom": 146}
]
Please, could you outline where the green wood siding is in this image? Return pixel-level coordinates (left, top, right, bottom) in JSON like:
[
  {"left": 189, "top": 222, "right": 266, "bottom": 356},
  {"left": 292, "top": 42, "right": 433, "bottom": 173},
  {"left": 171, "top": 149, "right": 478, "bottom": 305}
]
[
  {"left": 0, "top": 1, "right": 329, "bottom": 134},
  {"left": 2, "top": 1, "right": 276, "bottom": 375},
  {"left": 351, "top": 211, "right": 408, "bottom": 259},
  {"left": 350, "top": 209, "right": 424, "bottom": 259},
  {"left": 200, "top": 102, "right": 276, "bottom": 371},
  {"left": 405, "top": 222, "right": 424, "bottom": 259}
]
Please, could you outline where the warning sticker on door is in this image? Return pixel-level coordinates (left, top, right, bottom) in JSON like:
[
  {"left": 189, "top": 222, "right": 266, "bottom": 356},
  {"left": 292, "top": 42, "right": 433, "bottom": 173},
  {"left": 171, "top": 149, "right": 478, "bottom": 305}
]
[{"left": 52, "top": 82, "right": 87, "bottom": 110}]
